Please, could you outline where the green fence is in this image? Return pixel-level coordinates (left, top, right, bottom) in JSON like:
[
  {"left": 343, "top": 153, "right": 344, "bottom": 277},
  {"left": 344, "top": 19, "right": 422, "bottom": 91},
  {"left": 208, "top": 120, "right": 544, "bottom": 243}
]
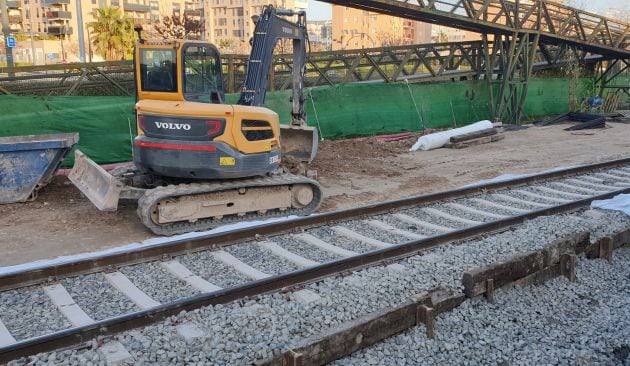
[{"left": 0, "top": 77, "right": 592, "bottom": 165}]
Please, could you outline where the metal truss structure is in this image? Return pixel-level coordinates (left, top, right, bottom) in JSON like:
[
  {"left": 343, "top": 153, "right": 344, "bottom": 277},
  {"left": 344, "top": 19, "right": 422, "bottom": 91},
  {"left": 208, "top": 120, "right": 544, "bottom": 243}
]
[
  {"left": 0, "top": 42, "right": 486, "bottom": 96},
  {"left": 321, "top": 0, "right": 630, "bottom": 122},
  {"left": 0, "top": 40, "right": 604, "bottom": 97},
  {"left": 595, "top": 59, "right": 630, "bottom": 97}
]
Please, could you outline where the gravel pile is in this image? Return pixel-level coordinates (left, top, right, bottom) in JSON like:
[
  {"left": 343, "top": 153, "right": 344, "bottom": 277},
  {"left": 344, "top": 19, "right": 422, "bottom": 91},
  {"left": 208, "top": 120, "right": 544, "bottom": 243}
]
[
  {"left": 14, "top": 208, "right": 629, "bottom": 365},
  {"left": 225, "top": 242, "right": 298, "bottom": 275},
  {"left": 119, "top": 262, "right": 197, "bottom": 303},
  {"left": 61, "top": 273, "right": 139, "bottom": 320},
  {"left": 270, "top": 235, "right": 341, "bottom": 263},
  {"left": 0, "top": 287, "right": 70, "bottom": 341},
  {"left": 335, "top": 248, "right": 630, "bottom": 366},
  {"left": 176, "top": 250, "right": 249, "bottom": 288}
]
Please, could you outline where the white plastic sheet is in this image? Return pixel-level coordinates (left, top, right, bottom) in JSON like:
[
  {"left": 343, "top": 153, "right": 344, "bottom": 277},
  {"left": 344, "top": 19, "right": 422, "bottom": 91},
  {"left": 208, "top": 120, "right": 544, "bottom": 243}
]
[
  {"left": 410, "top": 120, "right": 493, "bottom": 151},
  {"left": 591, "top": 194, "right": 630, "bottom": 216}
]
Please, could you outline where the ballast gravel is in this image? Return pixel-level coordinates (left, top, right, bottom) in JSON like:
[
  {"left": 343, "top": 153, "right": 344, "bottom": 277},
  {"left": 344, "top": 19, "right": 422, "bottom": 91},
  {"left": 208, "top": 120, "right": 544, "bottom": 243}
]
[
  {"left": 270, "top": 235, "right": 341, "bottom": 263},
  {"left": 61, "top": 273, "right": 139, "bottom": 320},
  {"left": 176, "top": 250, "right": 249, "bottom": 288},
  {"left": 402, "top": 206, "right": 467, "bottom": 230},
  {"left": 377, "top": 214, "right": 442, "bottom": 236},
  {"left": 334, "top": 248, "right": 630, "bottom": 366},
  {"left": 225, "top": 242, "right": 298, "bottom": 275},
  {"left": 485, "top": 192, "right": 547, "bottom": 210},
  {"left": 454, "top": 196, "right": 521, "bottom": 217},
  {"left": 306, "top": 226, "right": 373, "bottom": 253},
  {"left": 0, "top": 287, "right": 70, "bottom": 341},
  {"left": 433, "top": 202, "right": 493, "bottom": 223},
  {"left": 337, "top": 220, "right": 409, "bottom": 245},
  {"left": 119, "top": 261, "right": 197, "bottom": 303},
  {"left": 11, "top": 208, "right": 630, "bottom": 365}
]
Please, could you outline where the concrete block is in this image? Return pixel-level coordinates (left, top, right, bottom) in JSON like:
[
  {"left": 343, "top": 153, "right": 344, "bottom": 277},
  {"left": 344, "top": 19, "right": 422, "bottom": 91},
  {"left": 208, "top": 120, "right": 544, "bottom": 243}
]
[
  {"left": 293, "top": 289, "right": 321, "bottom": 305},
  {"left": 99, "top": 341, "right": 133, "bottom": 366},
  {"left": 176, "top": 322, "right": 205, "bottom": 341}
]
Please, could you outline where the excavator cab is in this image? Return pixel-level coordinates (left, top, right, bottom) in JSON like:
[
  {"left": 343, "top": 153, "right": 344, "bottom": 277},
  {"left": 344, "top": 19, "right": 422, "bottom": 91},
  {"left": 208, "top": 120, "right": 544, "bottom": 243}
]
[
  {"left": 135, "top": 42, "right": 224, "bottom": 104},
  {"left": 132, "top": 40, "right": 282, "bottom": 180}
]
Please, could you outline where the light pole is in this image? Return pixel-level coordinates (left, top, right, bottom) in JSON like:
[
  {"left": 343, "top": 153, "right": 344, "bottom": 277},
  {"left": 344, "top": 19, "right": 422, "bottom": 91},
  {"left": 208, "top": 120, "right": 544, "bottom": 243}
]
[
  {"left": 0, "top": 0, "right": 15, "bottom": 68},
  {"left": 75, "top": 0, "right": 85, "bottom": 62}
]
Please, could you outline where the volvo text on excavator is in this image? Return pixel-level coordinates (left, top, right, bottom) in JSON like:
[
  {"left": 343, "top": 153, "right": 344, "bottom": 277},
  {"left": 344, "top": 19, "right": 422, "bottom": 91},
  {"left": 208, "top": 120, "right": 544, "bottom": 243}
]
[{"left": 69, "top": 6, "right": 322, "bottom": 235}]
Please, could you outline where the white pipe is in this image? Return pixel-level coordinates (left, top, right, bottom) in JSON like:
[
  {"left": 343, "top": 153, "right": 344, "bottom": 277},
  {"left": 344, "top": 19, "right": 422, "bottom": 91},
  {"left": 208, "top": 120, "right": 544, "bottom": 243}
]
[{"left": 410, "top": 120, "right": 493, "bottom": 151}]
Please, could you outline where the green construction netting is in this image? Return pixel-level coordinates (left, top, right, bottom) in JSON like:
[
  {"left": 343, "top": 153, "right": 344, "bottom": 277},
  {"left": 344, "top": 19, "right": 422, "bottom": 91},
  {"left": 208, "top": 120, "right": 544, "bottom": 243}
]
[
  {"left": 0, "top": 77, "right": 595, "bottom": 166},
  {"left": 0, "top": 95, "right": 136, "bottom": 165}
]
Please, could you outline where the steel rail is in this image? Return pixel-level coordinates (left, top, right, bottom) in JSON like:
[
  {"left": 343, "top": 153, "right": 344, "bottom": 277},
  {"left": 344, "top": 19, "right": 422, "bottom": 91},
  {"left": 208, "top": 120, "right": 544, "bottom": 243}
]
[
  {"left": 1, "top": 173, "right": 629, "bottom": 362},
  {"left": 1, "top": 157, "right": 630, "bottom": 293}
]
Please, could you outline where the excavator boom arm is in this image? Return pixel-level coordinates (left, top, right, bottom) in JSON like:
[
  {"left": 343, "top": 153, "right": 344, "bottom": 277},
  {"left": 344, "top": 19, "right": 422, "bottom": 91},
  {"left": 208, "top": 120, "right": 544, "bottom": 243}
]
[{"left": 237, "top": 6, "right": 308, "bottom": 125}]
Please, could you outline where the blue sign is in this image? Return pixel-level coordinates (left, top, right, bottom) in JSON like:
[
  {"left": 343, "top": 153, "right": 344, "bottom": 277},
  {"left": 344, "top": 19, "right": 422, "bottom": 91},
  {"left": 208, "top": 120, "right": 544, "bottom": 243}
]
[{"left": 7, "top": 36, "right": 16, "bottom": 48}]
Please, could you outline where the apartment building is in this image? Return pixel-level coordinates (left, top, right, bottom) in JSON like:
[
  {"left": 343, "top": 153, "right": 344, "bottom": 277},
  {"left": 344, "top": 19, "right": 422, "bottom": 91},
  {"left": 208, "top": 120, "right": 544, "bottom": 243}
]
[
  {"left": 331, "top": 5, "right": 433, "bottom": 50},
  {"left": 2, "top": 0, "right": 203, "bottom": 62},
  {"left": 307, "top": 20, "right": 331, "bottom": 50},
  {"left": 431, "top": 25, "right": 479, "bottom": 43},
  {"left": 202, "top": 0, "right": 307, "bottom": 50}
]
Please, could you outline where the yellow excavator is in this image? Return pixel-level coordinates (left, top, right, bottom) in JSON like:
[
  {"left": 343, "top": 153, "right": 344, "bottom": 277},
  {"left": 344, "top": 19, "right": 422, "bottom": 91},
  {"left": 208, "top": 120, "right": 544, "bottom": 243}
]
[{"left": 69, "top": 6, "right": 322, "bottom": 235}]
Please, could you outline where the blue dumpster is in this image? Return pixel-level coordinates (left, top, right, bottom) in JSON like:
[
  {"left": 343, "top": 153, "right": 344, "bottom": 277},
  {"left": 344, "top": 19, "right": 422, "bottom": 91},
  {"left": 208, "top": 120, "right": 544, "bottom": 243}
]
[{"left": 0, "top": 133, "right": 79, "bottom": 203}]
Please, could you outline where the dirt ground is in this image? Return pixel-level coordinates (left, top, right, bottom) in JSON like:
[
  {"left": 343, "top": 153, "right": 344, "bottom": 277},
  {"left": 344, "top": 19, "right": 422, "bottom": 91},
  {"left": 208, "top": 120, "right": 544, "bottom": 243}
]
[{"left": 2, "top": 122, "right": 630, "bottom": 267}]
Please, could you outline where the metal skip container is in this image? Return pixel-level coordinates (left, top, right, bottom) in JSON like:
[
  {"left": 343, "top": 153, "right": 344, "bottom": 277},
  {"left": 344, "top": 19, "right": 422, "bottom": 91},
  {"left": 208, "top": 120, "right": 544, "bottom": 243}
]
[{"left": 0, "top": 133, "right": 79, "bottom": 204}]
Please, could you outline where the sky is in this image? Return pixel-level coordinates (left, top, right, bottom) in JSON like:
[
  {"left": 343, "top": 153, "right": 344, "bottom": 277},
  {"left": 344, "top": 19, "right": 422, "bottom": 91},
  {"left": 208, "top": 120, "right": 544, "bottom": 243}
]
[{"left": 306, "top": 0, "right": 629, "bottom": 21}]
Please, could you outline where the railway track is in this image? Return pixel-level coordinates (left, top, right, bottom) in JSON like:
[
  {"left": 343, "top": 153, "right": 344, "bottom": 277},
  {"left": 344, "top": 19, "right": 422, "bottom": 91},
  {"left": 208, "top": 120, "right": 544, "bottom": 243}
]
[{"left": 2, "top": 158, "right": 630, "bottom": 362}]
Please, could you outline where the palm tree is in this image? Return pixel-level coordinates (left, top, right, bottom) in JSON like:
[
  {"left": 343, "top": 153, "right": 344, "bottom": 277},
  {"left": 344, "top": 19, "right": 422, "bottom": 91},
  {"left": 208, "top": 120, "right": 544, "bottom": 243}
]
[{"left": 89, "top": 7, "right": 135, "bottom": 60}]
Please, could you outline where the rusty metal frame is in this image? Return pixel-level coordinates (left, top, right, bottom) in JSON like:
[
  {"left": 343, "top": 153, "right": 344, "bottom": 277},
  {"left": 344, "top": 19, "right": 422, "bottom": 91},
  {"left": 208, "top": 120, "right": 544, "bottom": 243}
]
[
  {"left": 0, "top": 61, "right": 134, "bottom": 96},
  {"left": 320, "top": 0, "right": 630, "bottom": 58},
  {"left": 595, "top": 58, "right": 630, "bottom": 97},
  {"left": 483, "top": 31, "right": 540, "bottom": 123}
]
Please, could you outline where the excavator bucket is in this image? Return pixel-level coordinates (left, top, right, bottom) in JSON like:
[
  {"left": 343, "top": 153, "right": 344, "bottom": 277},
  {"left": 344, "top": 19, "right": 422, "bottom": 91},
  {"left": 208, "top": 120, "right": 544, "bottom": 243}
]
[
  {"left": 280, "top": 124, "right": 319, "bottom": 163},
  {"left": 68, "top": 149, "right": 123, "bottom": 211}
]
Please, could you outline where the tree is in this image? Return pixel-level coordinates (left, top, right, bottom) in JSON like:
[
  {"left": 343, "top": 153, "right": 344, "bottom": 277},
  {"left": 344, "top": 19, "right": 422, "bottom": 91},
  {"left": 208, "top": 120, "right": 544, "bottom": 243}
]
[
  {"left": 154, "top": 13, "right": 203, "bottom": 40},
  {"left": 436, "top": 30, "right": 449, "bottom": 43},
  {"left": 88, "top": 7, "right": 135, "bottom": 60},
  {"left": 375, "top": 32, "right": 403, "bottom": 47}
]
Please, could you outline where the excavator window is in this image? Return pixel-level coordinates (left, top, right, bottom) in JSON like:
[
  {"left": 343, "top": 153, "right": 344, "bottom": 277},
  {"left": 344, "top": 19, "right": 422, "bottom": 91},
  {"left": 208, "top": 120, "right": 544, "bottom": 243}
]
[
  {"left": 139, "top": 48, "right": 177, "bottom": 93},
  {"left": 182, "top": 44, "right": 224, "bottom": 104}
]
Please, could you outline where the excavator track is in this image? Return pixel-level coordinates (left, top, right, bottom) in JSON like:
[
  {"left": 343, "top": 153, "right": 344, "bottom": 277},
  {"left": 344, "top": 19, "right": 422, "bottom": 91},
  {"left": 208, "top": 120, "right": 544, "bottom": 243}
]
[{"left": 137, "top": 173, "right": 323, "bottom": 236}]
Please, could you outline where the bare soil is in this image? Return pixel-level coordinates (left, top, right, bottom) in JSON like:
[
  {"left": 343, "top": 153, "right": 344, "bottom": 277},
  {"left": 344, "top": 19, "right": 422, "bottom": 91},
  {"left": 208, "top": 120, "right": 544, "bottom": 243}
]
[{"left": 2, "top": 122, "right": 629, "bottom": 267}]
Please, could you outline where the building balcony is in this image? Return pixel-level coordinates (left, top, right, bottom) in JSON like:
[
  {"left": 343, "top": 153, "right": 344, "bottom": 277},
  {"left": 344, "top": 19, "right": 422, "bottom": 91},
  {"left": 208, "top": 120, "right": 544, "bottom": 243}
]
[
  {"left": 43, "top": 0, "right": 71, "bottom": 5},
  {"left": 47, "top": 25, "right": 73, "bottom": 35},
  {"left": 9, "top": 23, "right": 21, "bottom": 31},
  {"left": 8, "top": 15, "right": 22, "bottom": 23},
  {"left": 46, "top": 11, "right": 72, "bottom": 20},
  {"left": 123, "top": 1, "right": 151, "bottom": 12}
]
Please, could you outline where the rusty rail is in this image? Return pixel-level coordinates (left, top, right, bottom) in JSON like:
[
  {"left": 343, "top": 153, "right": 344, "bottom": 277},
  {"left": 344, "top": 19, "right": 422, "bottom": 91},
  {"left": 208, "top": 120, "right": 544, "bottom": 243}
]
[{"left": 1, "top": 157, "right": 630, "bottom": 362}]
